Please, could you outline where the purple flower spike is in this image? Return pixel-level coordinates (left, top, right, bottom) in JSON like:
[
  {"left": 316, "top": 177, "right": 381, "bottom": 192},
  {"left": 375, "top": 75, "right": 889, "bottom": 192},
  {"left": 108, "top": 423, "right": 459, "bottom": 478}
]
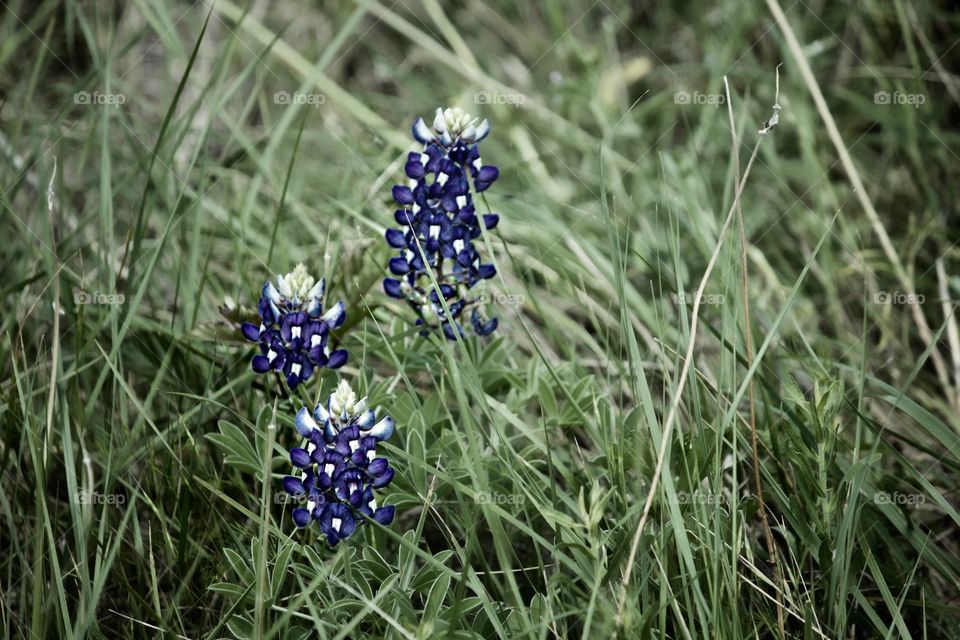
[{"left": 381, "top": 107, "right": 501, "bottom": 339}]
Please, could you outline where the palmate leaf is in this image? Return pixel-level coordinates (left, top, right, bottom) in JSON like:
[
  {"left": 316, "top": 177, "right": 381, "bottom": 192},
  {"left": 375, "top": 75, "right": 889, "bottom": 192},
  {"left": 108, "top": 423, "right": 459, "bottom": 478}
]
[{"left": 206, "top": 420, "right": 262, "bottom": 473}]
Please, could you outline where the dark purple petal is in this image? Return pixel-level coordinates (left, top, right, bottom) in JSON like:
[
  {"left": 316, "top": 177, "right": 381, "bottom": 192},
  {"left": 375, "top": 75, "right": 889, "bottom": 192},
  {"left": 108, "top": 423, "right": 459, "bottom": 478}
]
[
  {"left": 283, "top": 476, "right": 305, "bottom": 496},
  {"left": 482, "top": 214, "right": 499, "bottom": 230},
  {"left": 290, "top": 448, "right": 311, "bottom": 468},
  {"left": 368, "top": 457, "right": 389, "bottom": 476},
  {"left": 372, "top": 505, "right": 395, "bottom": 525},
  {"left": 251, "top": 355, "right": 271, "bottom": 373},
  {"left": 334, "top": 426, "right": 362, "bottom": 452},
  {"left": 388, "top": 257, "right": 409, "bottom": 275},
  {"left": 327, "top": 349, "right": 348, "bottom": 369},
  {"left": 392, "top": 185, "right": 414, "bottom": 204},
  {"left": 383, "top": 278, "right": 403, "bottom": 298},
  {"left": 405, "top": 160, "right": 425, "bottom": 179},
  {"left": 476, "top": 317, "right": 499, "bottom": 336},
  {"left": 292, "top": 508, "right": 311, "bottom": 528},
  {"left": 385, "top": 228, "right": 406, "bottom": 248},
  {"left": 371, "top": 467, "right": 395, "bottom": 488},
  {"left": 442, "top": 323, "right": 463, "bottom": 341},
  {"left": 477, "top": 165, "right": 499, "bottom": 184},
  {"left": 240, "top": 322, "right": 261, "bottom": 342}
]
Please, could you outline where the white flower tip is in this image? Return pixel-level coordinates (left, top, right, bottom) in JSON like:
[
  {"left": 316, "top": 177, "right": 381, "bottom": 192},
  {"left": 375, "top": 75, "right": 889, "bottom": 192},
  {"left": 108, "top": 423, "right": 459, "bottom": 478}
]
[
  {"left": 474, "top": 119, "right": 491, "bottom": 142},
  {"left": 280, "top": 263, "right": 316, "bottom": 302},
  {"left": 412, "top": 117, "right": 433, "bottom": 143},
  {"left": 433, "top": 107, "right": 446, "bottom": 132}
]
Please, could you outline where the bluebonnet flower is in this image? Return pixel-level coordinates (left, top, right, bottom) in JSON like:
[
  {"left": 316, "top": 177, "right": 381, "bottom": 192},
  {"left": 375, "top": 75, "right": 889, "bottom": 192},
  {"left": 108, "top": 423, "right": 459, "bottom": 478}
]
[
  {"left": 383, "top": 107, "right": 500, "bottom": 339},
  {"left": 282, "top": 380, "right": 396, "bottom": 545},
  {"left": 240, "top": 264, "right": 348, "bottom": 389}
]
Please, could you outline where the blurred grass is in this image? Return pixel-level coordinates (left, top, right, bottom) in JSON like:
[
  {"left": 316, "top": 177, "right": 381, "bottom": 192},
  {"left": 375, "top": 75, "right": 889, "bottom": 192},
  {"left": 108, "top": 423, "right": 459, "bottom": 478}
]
[{"left": 2, "top": 0, "right": 959, "bottom": 638}]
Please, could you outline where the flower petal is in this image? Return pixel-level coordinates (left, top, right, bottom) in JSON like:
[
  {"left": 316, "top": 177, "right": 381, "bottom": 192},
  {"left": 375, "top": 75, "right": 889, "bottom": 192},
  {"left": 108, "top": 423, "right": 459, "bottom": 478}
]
[
  {"left": 292, "top": 508, "right": 311, "bottom": 528},
  {"left": 372, "top": 505, "right": 396, "bottom": 525},
  {"left": 295, "top": 407, "right": 318, "bottom": 437},
  {"left": 412, "top": 117, "right": 433, "bottom": 143},
  {"left": 371, "top": 467, "right": 395, "bottom": 488},
  {"left": 327, "top": 349, "right": 348, "bottom": 369},
  {"left": 320, "top": 300, "right": 345, "bottom": 329},
  {"left": 392, "top": 185, "right": 414, "bottom": 205},
  {"left": 367, "top": 416, "right": 394, "bottom": 441},
  {"left": 282, "top": 476, "right": 305, "bottom": 496},
  {"left": 383, "top": 278, "right": 403, "bottom": 298},
  {"left": 240, "top": 322, "right": 261, "bottom": 342},
  {"left": 290, "top": 447, "right": 311, "bottom": 468},
  {"left": 251, "top": 355, "right": 271, "bottom": 373},
  {"left": 385, "top": 228, "right": 406, "bottom": 248}
]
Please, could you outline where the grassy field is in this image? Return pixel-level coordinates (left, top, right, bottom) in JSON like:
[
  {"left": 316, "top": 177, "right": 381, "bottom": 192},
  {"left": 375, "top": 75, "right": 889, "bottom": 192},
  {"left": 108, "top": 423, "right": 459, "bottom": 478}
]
[{"left": 2, "top": 0, "right": 960, "bottom": 638}]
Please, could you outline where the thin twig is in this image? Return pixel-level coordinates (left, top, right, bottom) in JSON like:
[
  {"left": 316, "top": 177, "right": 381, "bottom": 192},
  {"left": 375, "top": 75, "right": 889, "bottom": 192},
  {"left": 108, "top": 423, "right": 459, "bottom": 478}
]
[
  {"left": 725, "top": 74, "right": 786, "bottom": 638},
  {"left": 765, "top": 0, "right": 955, "bottom": 410},
  {"left": 613, "top": 89, "right": 771, "bottom": 634}
]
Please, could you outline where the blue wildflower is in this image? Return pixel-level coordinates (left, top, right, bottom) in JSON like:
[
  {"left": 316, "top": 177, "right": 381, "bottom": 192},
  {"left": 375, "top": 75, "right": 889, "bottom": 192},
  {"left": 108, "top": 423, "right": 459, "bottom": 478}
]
[
  {"left": 383, "top": 107, "right": 500, "bottom": 338},
  {"left": 240, "top": 264, "right": 348, "bottom": 389},
  {"left": 282, "top": 380, "right": 396, "bottom": 545}
]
